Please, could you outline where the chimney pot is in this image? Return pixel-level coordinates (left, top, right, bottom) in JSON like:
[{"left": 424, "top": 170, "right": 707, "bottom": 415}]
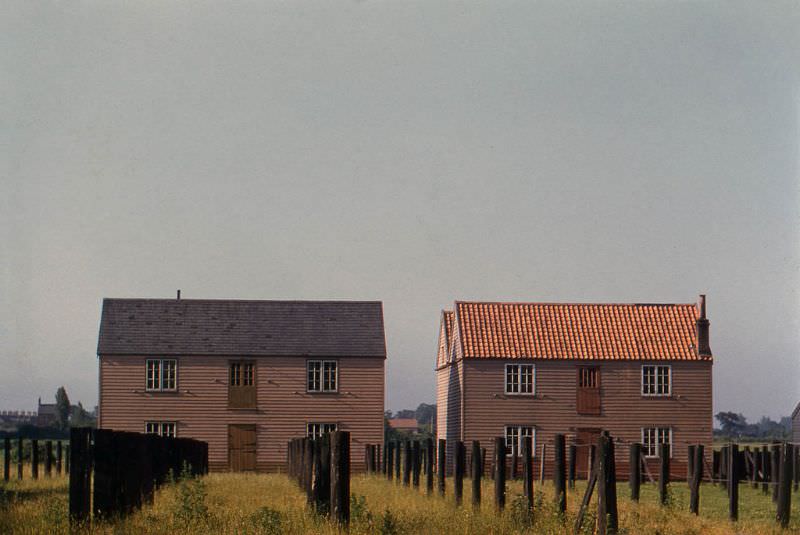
[
  {"left": 696, "top": 294, "right": 711, "bottom": 357},
  {"left": 177, "top": 289, "right": 181, "bottom": 300}
]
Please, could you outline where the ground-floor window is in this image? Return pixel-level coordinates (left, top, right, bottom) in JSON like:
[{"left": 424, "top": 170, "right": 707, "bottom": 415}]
[
  {"left": 642, "top": 427, "right": 671, "bottom": 457},
  {"left": 145, "top": 421, "right": 176, "bottom": 438},
  {"left": 504, "top": 425, "right": 535, "bottom": 456},
  {"left": 307, "top": 422, "right": 337, "bottom": 440}
]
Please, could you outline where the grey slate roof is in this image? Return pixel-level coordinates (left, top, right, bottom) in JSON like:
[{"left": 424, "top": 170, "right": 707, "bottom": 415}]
[{"left": 97, "top": 298, "right": 386, "bottom": 357}]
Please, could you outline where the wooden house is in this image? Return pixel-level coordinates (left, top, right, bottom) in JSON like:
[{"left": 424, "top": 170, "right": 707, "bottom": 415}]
[
  {"left": 436, "top": 296, "right": 714, "bottom": 479},
  {"left": 97, "top": 297, "right": 386, "bottom": 472}
]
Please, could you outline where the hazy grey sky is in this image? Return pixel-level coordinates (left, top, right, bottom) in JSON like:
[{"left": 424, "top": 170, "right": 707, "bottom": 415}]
[{"left": 2, "top": 1, "right": 798, "bottom": 420}]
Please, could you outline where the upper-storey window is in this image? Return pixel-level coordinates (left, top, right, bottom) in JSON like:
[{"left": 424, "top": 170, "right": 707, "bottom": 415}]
[
  {"left": 146, "top": 359, "right": 177, "bottom": 391},
  {"left": 642, "top": 365, "right": 671, "bottom": 396},
  {"left": 505, "top": 363, "right": 534, "bottom": 395},
  {"left": 229, "top": 361, "right": 256, "bottom": 409},
  {"left": 307, "top": 360, "right": 338, "bottom": 392}
]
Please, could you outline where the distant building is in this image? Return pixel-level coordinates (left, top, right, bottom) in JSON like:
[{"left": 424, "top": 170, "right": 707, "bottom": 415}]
[
  {"left": 436, "top": 295, "right": 714, "bottom": 479},
  {"left": 37, "top": 397, "right": 58, "bottom": 427},
  {"left": 97, "top": 297, "right": 386, "bottom": 472},
  {"left": 0, "top": 410, "right": 37, "bottom": 431},
  {"left": 388, "top": 418, "right": 420, "bottom": 434},
  {"left": 792, "top": 402, "right": 800, "bottom": 444}
]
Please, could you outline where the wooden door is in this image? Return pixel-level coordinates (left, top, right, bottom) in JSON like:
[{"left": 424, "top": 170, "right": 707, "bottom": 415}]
[
  {"left": 575, "top": 428, "right": 602, "bottom": 478},
  {"left": 228, "top": 424, "right": 257, "bottom": 472},
  {"left": 576, "top": 367, "right": 601, "bottom": 415}
]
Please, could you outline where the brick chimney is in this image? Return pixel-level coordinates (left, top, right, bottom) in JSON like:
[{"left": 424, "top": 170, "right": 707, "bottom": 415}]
[{"left": 696, "top": 294, "right": 711, "bottom": 357}]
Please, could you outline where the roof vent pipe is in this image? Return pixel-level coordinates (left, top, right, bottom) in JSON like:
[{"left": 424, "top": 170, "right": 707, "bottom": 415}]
[
  {"left": 177, "top": 289, "right": 181, "bottom": 301},
  {"left": 696, "top": 294, "right": 711, "bottom": 356}
]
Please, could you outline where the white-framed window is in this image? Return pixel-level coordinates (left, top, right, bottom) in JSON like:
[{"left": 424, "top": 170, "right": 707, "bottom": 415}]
[
  {"left": 146, "top": 359, "right": 177, "bottom": 391},
  {"left": 230, "top": 362, "right": 255, "bottom": 386},
  {"left": 504, "top": 425, "right": 535, "bottom": 456},
  {"left": 307, "top": 422, "right": 337, "bottom": 439},
  {"left": 505, "top": 364, "right": 535, "bottom": 395},
  {"left": 307, "top": 360, "right": 338, "bottom": 392},
  {"left": 641, "top": 427, "right": 672, "bottom": 458},
  {"left": 642, "top": 365, "right": 671, "bottom": 396},
  {"left": 145, "top": 421, "right": 176, "bottom": 438}
]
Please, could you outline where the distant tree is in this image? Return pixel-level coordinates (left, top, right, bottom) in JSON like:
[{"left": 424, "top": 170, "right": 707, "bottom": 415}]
[
  {"left": 714, "top": 412, "right": 747, "bottom": 436},
  {"left": 70, "top": 402, "right": 96, "bottom": 428},
  {"left": 55, "top": 387, "right": 71, "bottom": 430},
  {"left": 394, "top": 409, "right": 415, "bottom": 419}
]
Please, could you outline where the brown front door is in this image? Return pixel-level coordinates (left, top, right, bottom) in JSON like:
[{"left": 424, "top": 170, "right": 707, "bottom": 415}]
[
  {"left": 228, "top": 424, "right": 257, "bottom": 471},
  {"left": 575, "top": 428, "right": 602, "bottom": 478},
  {"left": 576, "top": 367, "right": 601, "bottom": 415}
]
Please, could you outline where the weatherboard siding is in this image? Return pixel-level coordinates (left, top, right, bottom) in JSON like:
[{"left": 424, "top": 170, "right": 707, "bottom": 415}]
[
  {"left": 99, "top": 355, "right": 384, "bottom": 472},
  {"left": 460, "top": 359, "right": 713, "bottom": 479}
]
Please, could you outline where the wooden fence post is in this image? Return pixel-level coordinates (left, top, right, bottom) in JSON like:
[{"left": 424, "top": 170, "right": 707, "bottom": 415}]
[
  {"left": 393, "top": 440, "right": 401, "bottom": 483},
  {"left": 728, "top": 444, "right": 739, "bottom": 521},
  {"left": 31, "top": 439, "right": 39, "bottom": 479},
  {"left": 720, "top": 446, "right": 728, "bottom": 492},
  {"left": 568, "top": 443, "right": 576, "bottom": 490},
  {"left": 794, "top": 446, "right": 799, "bottom": 493},
  {"left": 454, "top": 440, "right": 465, "bottom": 506},
  {"left": 574, "top": 454, "right": 598, "bottom": 534},
  {"left": 597, "top": 433, "right": 618, "bottom": 535},
  {"left": 3, "top": 437, "right": 9, "bottom": 481},
  {"left": 330, "top": 431, "right": 350, "bottom": 526},
  {"left": 522, "top": 436, "right": 533, "bottom": 515},
  {"left": 412, "top": 441, "right": 421, "bottom": 488},
  {"left": 69, "top": 428, "right": 92, "bottom": 525},
  {"left": 658, "top": 443, "right": 670, "bottom": 506},
  {"left": 45, "top": 440, "right": 53, "bottom": 477},
  {"left": 762, "top": 446, "right": 770, "bottom": 495},
  {"left": 771, "top": 444, "right": 780, "bottom": 503},
  {"left": 554, "top": 434, "right": 566, "bottom": 514},
  {"left": 471, "top": 441, "right": 481, "bottom": 509},
  {"left": 629, "top": 443, "right": 641, "bottom": 502},
  {"left": 752, "top": 447, "right": 760, "bottom": 489},
  {"left": 403, "top": 441, "right": 412, "bottom": 486},
  {"left": 510, "top": 450, "right": 518, "bottom": 480},
  {"left": 304, "top": 438, "right": 314, "bottom": 501},
  {"left": 56, "top": 441, "right": 63, "bottom": 475},
  {"left": 690, "top": 444, "right": 703, "bottom": 515},
  {"left": 437, "top": 439, "right": 446, "bottom": 496},
  {"left": 494, "top": 437, "right": 506, "bottom": 511},
  {"left": 92, "top": 428, "right": 116, "bottom": 518},
  {"left": 777, "top": 443, "right": 792, "bottom": 528},
  {"left": 425, "top": 438, "right": 434, "bottom": 495},
  {"left": 64, "top": 444, "right": 70, "bottom": 474},
  {"left": 687, "top": 445, "right": 696, "bottom": 484},
  {"left": 17, "top": 436, "right": 23, "bottom": 480},
  {"left": 539, "top": 443, "right": 547, "bottom": 485},
  {"left": 386, "top": 442, "right": 394, "bottom": 480}
]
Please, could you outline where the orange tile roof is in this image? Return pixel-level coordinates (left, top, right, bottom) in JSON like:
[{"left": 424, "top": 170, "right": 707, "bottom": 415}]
[
  {"left": 388, "top": 418, "right": 419, "bottom": 429},
  {"left": 454, "top": 301, "right": 708, "bottom": 361}
]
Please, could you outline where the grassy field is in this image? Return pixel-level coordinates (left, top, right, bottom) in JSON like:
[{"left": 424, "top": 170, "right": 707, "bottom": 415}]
[{"left": 1, "top": 469, "right": 798, "bottom": 534}]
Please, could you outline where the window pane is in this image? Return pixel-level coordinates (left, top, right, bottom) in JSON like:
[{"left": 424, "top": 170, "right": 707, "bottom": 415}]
[
  {"left": 308, "top": 362, "right": 321, "bottom": 391},
  {"left": 323, "top": 361, "right": 337, "bottom": 391},
  {"left": 243, "top": 363, "right": 254, "bottom": 386},
  {"left": 163, "top": 360, "right": 176, "bottom": 390},
  {"left": 147, "top": 360, "right": 161, "bottom": 390}
]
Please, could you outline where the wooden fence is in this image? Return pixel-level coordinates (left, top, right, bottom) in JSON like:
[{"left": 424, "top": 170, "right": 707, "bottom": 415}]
[
  {"left": 2, "top": 436, "right": 69, "bottom": 481},
  {"left": 358, "top": 435, "right": 798, "bottom": 532},
  {"left": 68, "top": 427, "right": 208, "bottom": 525}
]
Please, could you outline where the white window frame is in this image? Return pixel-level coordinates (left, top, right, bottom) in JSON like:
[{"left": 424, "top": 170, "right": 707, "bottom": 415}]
[
  {"left": 145, "top": 421, "right": 177, "bottom": 438},
  {"left": 229, "top": 361, "right": 255, "bottom": 387},
  {"left": 307, "top": 422, "right": 337, "bottom": 439},
  {"left": 504, "top": 425, "right": 535, "bottom": 456},
  {"left": 641, "top": 427, "right": 672, "bottom": 458},
  {"left": 307, "top": 360, "right": 338, "bottom": 393},
  {"left": 641, "top": 365, "right": 671, "bottom": 396},
  {"left": 145, "top": 359, "right": 177, "bottom": 392},
  {"left": 504, "top": 363, "right": 535, "bottom": 395}
]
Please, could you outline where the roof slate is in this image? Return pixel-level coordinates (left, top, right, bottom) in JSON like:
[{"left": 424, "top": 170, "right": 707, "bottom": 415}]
[
  {"left": 454, "top": 301, "right": 707, "bottom": 361},
  {"left": 97, "top": 298, "right": 386, "bottom": 357}
]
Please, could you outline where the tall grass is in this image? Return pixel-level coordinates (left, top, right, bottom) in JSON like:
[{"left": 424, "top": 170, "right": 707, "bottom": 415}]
[{"left": 1, "top": 470, "right": 798, "bottom": 534}]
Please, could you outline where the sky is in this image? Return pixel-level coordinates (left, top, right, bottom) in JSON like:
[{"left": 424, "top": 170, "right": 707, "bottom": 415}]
[{"left": 2, "top": 1, "right": 798, "bottom": 421}]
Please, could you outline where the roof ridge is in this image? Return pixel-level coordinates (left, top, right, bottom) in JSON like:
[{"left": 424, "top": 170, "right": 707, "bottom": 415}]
[
  {"left": 454, "top": 300, "right": 696, "bottom": 307},
  {"left": 103, "top": 298, "right": 383, "bottom": 304}
]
